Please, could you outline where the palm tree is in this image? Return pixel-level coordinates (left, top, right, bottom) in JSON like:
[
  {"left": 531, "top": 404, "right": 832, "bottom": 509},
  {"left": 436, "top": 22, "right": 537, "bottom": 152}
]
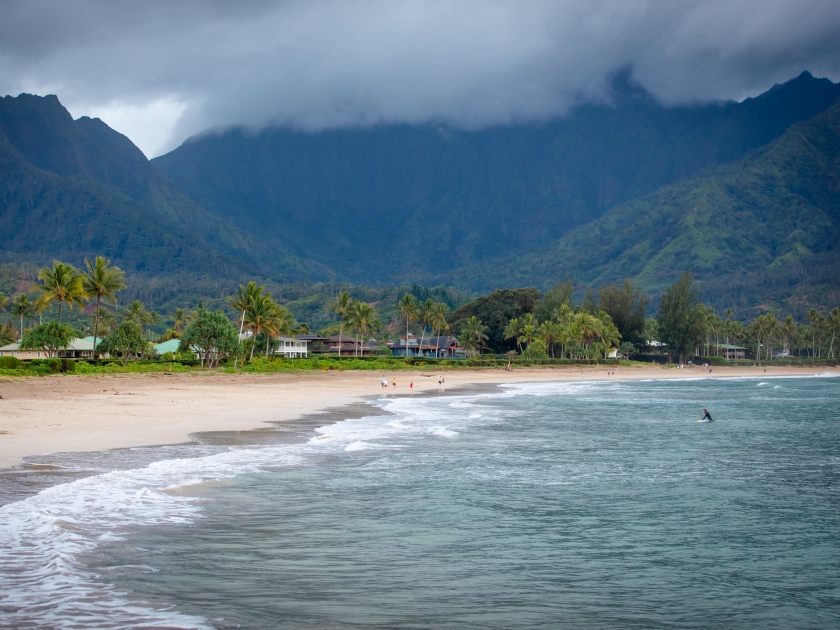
[
  {"left": 807, "top": 308, "right": 821, "bottom": 358},
  {"left": 347, "top": 302, "right": 381, "bottom": 356},
  {"left": 10, "top": 294, "right": 32, "bottom": 340},
  {"left": 0, "top": 291, "right": 8, "bottom": 316},
  {"left": 828, "top": 307, "right": 840, "bottom": 359},
  {"left": 123, "top": 300, "right": 152, "bottom": 325},
  {"left": 229, "top": 282, "right": 263, "bottom": 343},
  {"left": 518, "top": 313, "right": 538, "bottom": 349},
  {"left": 331, "top": 291, "right": 353, "bottom": 357},
  {"left": 504, "top": 317, "right": 524, "bottom": 353},
  {"left": 245, "top": 293, "right": 279, "bottom": 360},
  {"left": 169, "top": 307, "right": 189, "bottom": 337},
  {"left": 31, "top": 260, "right": 87, "bottom": 323},
  {"left": 429, "top": 302, "right": 450, "bottom": 358},
  {"left": 82, "top": 256, "right": 126, "bottom": 358},
  {"left": 397, "top": 294, "right": 419, "bottom": 357},
  {"left": 780, "top": 316, "right": 796, "bottom": 355},
  {"left": 459, "top": 315, "right": 488, "bottom": 358},
  {"left": 418, "top": 298, "right": 435, "bottom": 358},
  {"left": 538, "top": 320, "right": 562, "bottom": 358}
]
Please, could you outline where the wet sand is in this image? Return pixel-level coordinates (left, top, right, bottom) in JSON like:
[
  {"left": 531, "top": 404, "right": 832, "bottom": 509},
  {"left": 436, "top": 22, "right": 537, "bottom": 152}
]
[{"left": 0, "top": 364, "right": 833, "bottom": 469}]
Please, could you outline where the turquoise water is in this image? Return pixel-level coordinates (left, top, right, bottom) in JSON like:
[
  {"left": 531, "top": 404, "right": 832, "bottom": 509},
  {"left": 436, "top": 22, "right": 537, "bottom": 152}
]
[{"left": 2, "top": 376, "right": 839, "bottom": 628}]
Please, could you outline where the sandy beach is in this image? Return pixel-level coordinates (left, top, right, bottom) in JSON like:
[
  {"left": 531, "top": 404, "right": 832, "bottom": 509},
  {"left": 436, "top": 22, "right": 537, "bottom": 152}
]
[{"left": 0, "top": 364, "right": 833, "bottom": 469}]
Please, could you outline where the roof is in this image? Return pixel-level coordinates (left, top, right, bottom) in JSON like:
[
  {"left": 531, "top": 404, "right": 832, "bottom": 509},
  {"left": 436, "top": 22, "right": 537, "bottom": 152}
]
[
  {"left": 154, "top": 339, "right": 182, "bottom": 354},
  {"left": 80, "top": 336, "right": 104, "bottom": 347},
  {"left": 1, "top": 338, "right": 94, "bottom": 351},
  {"left": 389, "top": 335, "right": 458, "bottom": 349},
  {"left": 717, "top": 344, "right": 748, "bottom": 350}
]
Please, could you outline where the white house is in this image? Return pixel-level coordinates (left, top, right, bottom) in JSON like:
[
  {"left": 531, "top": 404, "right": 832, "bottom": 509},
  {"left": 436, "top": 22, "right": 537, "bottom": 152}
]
[
  {"left": 0, "top": 337, "right": 97, "bottom": 359},
  {"left": 274, "top": 336, "right": 308, "bottom": 358}
]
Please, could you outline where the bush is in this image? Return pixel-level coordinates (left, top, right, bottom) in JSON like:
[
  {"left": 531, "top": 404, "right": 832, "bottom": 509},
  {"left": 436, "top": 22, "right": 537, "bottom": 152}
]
[
  {"left": 521, "top": 340, "right": 548, "bottom": 360},
  {"left": 0, "top": 356, "right": 22, "bottom": 369},
  {"left": 61, "top": 359, "right": 75, "bottom": 373},
  {"left": 47, "top": 358, "right": 62, "bottom": 373}
]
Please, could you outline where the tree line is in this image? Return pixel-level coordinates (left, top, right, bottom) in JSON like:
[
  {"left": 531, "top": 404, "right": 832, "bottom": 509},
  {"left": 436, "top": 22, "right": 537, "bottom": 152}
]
[{"left": 1, "top": 259, "right": 838, "bottom": 366}]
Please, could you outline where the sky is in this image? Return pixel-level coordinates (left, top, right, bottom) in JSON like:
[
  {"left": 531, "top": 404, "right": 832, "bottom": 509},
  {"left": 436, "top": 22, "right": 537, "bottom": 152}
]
[{"left": 1, "top": 0, "right": 839, "bottom": 158}]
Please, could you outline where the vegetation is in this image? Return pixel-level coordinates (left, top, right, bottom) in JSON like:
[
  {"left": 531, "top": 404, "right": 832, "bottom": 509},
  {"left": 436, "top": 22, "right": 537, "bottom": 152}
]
[
  {"left": 656, "top": 272, "right": 706, "bottom": 364},
  {"left": 82, "top": 256, "right": 127, "bottom": 359},
  {"left": 179, "top": 309, "right": 240, "bottom": 368},
  {"left": 20, "top": 321, "right": 77, "bottom": 357},
  {"left": 97, "top": 321, "right": 147, "bottom": 365}
]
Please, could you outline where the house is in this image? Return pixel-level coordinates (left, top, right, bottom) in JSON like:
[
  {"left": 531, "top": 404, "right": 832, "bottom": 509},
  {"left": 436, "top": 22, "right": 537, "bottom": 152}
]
[
  {"left": 388, "top": 335, "right": 462, "bottom": 358},
  {"left": 154, "top": 338, "right": 183, "bottom": 355},
  {"left": 274, "top": 337, "right": 308, "bottom": 358},
  {"left": 717, "top": 344, "right": 747, "bottom": 360},
  {"left": 606, "top": 348, "right": 620, "bottom": 359},
  {"left": 0, "top": 337, "right": 97, "bottom": 360},
  {"left": 0, "top": 342, "right": 44, "bottom": 360},
  {"left": 295, "top": 334, "right": 331, "bottom": 354}
]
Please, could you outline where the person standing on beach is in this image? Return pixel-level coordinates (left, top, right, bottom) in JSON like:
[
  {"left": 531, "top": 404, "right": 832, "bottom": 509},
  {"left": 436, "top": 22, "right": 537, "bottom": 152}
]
[
  {"left": 392, "top": 378, "right": 397, "bottom": 389},
  {"left": 381, "top": 377, "right": 387, "bottom": 389}
]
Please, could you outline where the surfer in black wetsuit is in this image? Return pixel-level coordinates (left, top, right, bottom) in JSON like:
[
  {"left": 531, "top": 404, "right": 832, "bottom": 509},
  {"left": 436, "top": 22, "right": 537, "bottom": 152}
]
[{"left": 701, "top": 409, "right": 713, "bottom": 422}]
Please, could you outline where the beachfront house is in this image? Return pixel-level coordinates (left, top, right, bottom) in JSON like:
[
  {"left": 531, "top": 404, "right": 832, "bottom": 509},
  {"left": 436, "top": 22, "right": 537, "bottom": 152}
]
[
  {"left": 0, "top": 337, "right": 99, "bottom": 359},
  {"left": 274, "top": 337, "right": 308, "bottom": 358},
  {"left": 717, "top": 344, "right": 748, "bottom": 360},
  {"left": 388, "top": 335, "right": 462, "bottom": 358}
]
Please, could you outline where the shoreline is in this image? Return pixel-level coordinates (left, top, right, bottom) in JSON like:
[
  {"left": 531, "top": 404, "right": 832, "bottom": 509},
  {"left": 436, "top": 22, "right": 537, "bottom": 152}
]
[{"left": 0, "top": 364, "right": 835, "bottom": 470}]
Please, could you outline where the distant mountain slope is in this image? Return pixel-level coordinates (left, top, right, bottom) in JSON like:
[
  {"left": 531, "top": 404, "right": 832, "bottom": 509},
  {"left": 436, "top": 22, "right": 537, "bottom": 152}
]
[
  {"left": 154, "top": 71, "right": 840, "bottom": 283},
  {"left": 0, "top": 94, "right": 326, "bottom": 281},
  {"left": 472, "top": 96, "right": 840, "bottom": 315}
]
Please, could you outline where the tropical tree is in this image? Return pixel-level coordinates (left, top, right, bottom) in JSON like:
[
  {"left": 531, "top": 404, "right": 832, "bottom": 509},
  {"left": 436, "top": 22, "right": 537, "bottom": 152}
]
[
  {"left": 229, "top": 281, "right": 263, "bottom": 342},
  {"left": 828, "top": 307, "right": 840, "bottom": 358},
  {"left": 0, "top": 291, "right": 8, "bottom": 317},
  {"left": 265, "top": 304, "right": 296, "bottom": 357},
  {"left": 20, "top": 321, "right": 76, "bottom": 358},
  {"left": 245, "top": 292, "right": 279, "bottom": 360},
  {"left": 0, "top": 322, "right": 14, "bottom": 347},
  {"left": 429, "top": 302, "right": 450, "bottom": 358},
  {"left": 418, "top": 298, "right": 435, "bottom": 356},
  {"left": 780, "top": 316, "right": 796, "bottom": 355},
  {"left": 180, "top": 310, "right": 240, "bottom": 368},
  {"left": 459, "top": 315, "right": 488, "bottom": 358},
  {"left": 807, "top": 308, "right": 823, "bottom": 358},
  {"left": 656, "top": 271, "right": 705, "bottom": 364},
  {"left": 98, "top": 321, "right": 147, "bottom": 364},
  {"left": 397, "top": 294, "right": 420, "bottom": 355},
  {"left": 331, "top": 291, "right": 353, "bottom": 357},
  {"left": 10, "top": 293, "right": 32, "bottom": 341},
  {"left": 31, "top": 261, "right": 87, "bottom": 323},
  {"left": 504, "top": 317, "right": 524, "bottom": 353},
  {"left": 166, "top": 307, "right": 189, "bottom": 339},
  {"left": 518, "top": 312, "right": 538, "bottom": 348},
  {"left": 347, "top": 302, "right": 381, "bottom": 356},
  {"left": 596, "top": 279, "right": 648, "bottom": 345},
  {"left": 538, "top": 320, "right": 562, "bottom": 358},
  {"left": 123, "top": 300, "right": 152, "bottom": 325},
  {"left": 82, "top": 256, "right": 126, "bottom": 359}
]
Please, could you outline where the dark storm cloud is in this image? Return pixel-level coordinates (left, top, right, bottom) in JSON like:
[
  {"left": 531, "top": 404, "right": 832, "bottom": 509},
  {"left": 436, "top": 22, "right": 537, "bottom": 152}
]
[{"left": 1, "top": 0, "right": 838, "bottom": 156}]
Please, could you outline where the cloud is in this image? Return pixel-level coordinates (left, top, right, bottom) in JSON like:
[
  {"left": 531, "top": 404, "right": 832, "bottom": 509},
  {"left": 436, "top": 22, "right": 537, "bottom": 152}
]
[{"left": 0, "top": 0, "right": 838, "bottom": 157}]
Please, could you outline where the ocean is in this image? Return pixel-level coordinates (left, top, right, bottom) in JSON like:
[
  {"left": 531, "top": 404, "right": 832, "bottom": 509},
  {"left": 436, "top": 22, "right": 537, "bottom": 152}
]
[{"left": 1, "top": 375, "right": 839, "bottom": 629}]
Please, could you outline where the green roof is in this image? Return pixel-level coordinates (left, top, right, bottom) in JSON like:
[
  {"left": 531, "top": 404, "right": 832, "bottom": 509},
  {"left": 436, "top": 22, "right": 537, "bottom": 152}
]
[
  {"left": 717, "top": 344, "right": 748, "bottom": 350},
  {"left": 154, "top": 339, "right": 182, "bottom": 354}
]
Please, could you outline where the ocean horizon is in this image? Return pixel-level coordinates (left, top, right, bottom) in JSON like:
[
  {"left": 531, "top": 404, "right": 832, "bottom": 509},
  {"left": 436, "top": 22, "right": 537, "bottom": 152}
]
[{"left": 2, "top": 375, "right": 839, "bottom": 628}]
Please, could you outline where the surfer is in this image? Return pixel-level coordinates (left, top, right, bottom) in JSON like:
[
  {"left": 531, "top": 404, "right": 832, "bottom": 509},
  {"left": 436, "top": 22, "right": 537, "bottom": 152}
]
[{"left": 701, "top": 408, "right": 713, "bottom": 422}]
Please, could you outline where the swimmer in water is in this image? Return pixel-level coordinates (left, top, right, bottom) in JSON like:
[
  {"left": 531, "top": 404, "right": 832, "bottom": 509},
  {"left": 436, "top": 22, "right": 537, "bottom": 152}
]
[{"left": 701, "top": 408, "right": 713, "bottom": 422}]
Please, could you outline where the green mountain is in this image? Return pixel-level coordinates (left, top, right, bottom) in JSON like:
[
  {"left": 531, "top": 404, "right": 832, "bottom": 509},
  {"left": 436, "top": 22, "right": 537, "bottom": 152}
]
[
  {"left": 153, "top": 71, "right": 840, "bottom": 284},
  {"left": 473, "top": 96, "right": 840, "bottom": 317},
  {"left": 0, "top": 94, "right": 326, "bottom": 283}
]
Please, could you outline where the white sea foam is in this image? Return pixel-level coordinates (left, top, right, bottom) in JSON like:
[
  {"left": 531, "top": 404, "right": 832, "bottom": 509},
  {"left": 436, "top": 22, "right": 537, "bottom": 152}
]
[{"left": 0, "top": 388, "right": 511, "bottom": 627}]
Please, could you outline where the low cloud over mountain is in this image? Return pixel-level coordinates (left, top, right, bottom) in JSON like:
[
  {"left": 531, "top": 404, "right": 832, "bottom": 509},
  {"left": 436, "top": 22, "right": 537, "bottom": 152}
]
[{"left": 1, "top": 1, "right": 839, "bottom": 156}]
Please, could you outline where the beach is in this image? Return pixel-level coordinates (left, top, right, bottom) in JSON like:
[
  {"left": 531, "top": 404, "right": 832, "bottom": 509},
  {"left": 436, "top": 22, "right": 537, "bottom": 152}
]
[{"left": 0, "top": 364, "right": 832, "bottom": 469}]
